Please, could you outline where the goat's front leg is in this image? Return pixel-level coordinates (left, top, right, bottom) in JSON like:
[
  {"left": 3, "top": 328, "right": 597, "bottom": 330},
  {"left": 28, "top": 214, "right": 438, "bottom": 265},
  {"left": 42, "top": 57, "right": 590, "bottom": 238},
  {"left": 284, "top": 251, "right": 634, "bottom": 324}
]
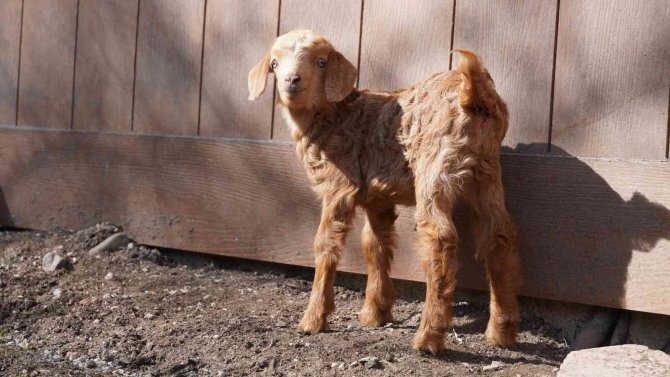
[
  {"left": 297, "top": 194, "right": 355, "bottom": 334},
  {"left": 359, "top": 204, "right": 397, "bottom": 327}
]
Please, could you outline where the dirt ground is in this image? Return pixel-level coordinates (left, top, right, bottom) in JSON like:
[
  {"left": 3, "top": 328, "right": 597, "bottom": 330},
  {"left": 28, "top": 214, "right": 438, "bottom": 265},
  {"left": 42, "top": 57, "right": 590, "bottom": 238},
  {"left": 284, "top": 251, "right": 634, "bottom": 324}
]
[{"left": 0, "top": 225, "right": 569, "bottom": 376}]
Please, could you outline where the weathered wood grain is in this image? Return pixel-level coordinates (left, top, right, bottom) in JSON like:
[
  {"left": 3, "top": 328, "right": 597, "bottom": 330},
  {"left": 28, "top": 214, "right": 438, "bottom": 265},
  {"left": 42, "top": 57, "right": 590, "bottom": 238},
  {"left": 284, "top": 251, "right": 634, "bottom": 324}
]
[
  {"left": 358, "top": 0, "right": 453, "bottom": 91},
  {"left": 454, "top": 0, "right": 557, "bottom": 154},
  {"left": 0, "top": 0, "right": 22, "bottom": 125},
  {"left": 1, "top": 127, "right": 668, "bottom": 315},
  {"left": 552, "top": 0, "right": 670, "bottom": 159},
  {"left": 73, "top": 0, "right": 139, "bottom": 132},
  {"left": 133, "top": 0, "right": 206, "bottom": 135},
  {"left": 17, "top": 0, "right": 78, "bottom": 129},
  {"left": 199, "top": 0, "right": 278, "bottom": 139},
  {"left": 273, "top": 0, "right": 362, "bottom": 141}
]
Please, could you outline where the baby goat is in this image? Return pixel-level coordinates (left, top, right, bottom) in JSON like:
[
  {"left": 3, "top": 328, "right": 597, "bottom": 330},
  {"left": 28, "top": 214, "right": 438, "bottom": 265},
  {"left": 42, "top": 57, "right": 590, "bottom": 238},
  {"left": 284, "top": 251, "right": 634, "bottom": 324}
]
[{"left": 248, "top": 30, "right": 521, "bottom": 355}]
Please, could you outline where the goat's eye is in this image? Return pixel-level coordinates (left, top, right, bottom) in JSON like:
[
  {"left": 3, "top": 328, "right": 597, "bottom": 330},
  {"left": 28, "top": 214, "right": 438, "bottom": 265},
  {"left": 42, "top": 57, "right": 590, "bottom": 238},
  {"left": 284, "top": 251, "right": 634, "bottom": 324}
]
[
  {"left": 270, "top": 59, "right": 278, "bottom": 70},
  {"left": 317, "top": 58, "right": 327, "bottom": 68}
]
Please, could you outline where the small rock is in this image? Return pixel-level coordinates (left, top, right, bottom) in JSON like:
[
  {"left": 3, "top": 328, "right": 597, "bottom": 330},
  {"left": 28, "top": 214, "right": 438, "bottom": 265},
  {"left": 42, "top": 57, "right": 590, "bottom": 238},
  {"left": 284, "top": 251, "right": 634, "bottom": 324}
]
[
  {"left": 148, "top": 248, "right": 163, "bottom": 264},
  {"left": 76, "top": 223, "right": 116, "bottom": 237},
  {"left": 87, "top": 233, "right": 130, "bottom": 256},
  {"left": 482, "top": 361, "right": 503, "bottom": 371},
  {"left": 52, "top": 288, "right": 62, "bottom": 299},
  {"left": 276, "top": 320, "right": 287, "bottom": 328},
  {"left": 86, "top": 360, "right": 97, "bottom": 368},
  {"left": 628, "top": 311, "right": 670, "bottom": 350},
  {"left": 572, "top": 307, "right": 619, "bottom": 350},
  {"left": 358, "top": 356, "right": 382, "bottom": 369},
  {"left": 609, "top": 310, "right": 631, "bottom": 346},
  {"left": 144, "top": 313, "right": 154, "bottom": 320},
  {"left": 104, "top": 272, "right": 114, "bottom": 281},
  {"left": 0, "top": 279, "right": 5, "bottom": 288},
  {"left": 42, "top": 251, "right": 71, "bottom": 272},
  {"left": 558, "top": 345, "right": 670, "bottom": 377},
  {"left": 127, "top": 242, "right": 135, "bottom": 250},
  {"left": 17, "top": 339, "right": 29, "bottom": 349},
  {"left": 405, "top": 313, "right": 422, "bottom": 327}
]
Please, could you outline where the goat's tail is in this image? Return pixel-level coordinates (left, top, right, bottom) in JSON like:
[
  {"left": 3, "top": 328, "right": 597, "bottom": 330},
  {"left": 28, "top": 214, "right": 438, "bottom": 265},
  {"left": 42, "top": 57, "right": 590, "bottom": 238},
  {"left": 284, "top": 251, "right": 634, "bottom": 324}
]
[{"left": 451, "top": 49, "right": 497, "bottom": 115}]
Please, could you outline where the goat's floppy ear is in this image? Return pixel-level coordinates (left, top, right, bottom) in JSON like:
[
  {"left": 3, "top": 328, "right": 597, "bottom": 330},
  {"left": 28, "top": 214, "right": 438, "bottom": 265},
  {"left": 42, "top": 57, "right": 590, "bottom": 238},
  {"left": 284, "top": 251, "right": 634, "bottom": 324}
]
[
  {"left": 248, "top": 54, "right": 271, "bottom": 101},
  {"left": 325, "top": 51, "right": 357, "bottom": 102}
]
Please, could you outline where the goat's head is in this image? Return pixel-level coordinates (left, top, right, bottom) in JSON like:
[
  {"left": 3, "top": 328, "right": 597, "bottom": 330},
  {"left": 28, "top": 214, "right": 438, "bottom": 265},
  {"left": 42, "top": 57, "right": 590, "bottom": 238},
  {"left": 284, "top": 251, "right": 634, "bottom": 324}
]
[{"left": 248, "top": 30, "right": 357, "bottom": 109}]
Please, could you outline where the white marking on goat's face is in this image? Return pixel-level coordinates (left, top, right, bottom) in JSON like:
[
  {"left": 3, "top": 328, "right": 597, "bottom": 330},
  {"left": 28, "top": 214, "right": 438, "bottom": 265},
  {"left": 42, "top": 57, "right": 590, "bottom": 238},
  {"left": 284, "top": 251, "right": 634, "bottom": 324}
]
[{"left": 270, "top": 30, "right": 332, "bottom": 109}]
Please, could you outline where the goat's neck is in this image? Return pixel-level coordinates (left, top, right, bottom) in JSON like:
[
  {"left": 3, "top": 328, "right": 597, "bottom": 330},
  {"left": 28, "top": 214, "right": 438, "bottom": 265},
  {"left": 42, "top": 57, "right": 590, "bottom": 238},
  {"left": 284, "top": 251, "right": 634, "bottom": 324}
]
[{"left": 281, "top": 104, "right": 334, "bottom": 141}]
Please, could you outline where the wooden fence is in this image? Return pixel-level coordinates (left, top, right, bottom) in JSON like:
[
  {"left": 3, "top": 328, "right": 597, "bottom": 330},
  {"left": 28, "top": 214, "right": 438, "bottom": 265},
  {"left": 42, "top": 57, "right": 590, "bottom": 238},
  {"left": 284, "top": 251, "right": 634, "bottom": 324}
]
[{"left": 0, "top": 0, "right": 669, "bottom": 315}]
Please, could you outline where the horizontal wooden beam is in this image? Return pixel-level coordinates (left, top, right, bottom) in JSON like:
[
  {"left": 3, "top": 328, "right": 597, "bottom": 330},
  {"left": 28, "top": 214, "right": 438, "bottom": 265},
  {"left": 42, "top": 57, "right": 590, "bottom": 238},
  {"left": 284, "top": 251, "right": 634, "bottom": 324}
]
[{"left": 0, "top": 127, "right": 668, "bottom": 314}]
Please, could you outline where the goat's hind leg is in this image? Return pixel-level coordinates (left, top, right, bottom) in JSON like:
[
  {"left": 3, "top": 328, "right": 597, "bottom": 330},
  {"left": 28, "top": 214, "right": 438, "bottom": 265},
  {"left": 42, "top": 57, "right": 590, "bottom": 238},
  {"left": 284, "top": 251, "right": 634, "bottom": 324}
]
[
  {"left": 470, "top": 170, "right": 521, "bottom": 347},
  {"left": 298, "top": 194, "right": 355, "bottom": 334},
  {"left": 359, "top": 204, "right": 397, "bottom": 327},
  {"left": 412, "top": 198, "right": 460, "bottom": 355}
]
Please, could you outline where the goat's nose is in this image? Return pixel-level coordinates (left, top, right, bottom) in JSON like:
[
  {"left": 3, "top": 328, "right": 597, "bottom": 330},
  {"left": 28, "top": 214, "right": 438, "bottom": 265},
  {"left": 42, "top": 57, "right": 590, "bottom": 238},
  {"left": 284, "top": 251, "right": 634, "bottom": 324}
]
[{"left": 285, "top": 74, "right": 301, "bottom": 84}]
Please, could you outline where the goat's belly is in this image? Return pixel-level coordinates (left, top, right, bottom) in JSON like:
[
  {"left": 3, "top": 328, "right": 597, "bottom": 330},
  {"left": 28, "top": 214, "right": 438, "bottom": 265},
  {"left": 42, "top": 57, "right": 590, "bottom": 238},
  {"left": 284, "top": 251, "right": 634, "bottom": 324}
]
[
  {"left": 303, "top": 163, "right": 362, "bottom": 198},
  {"left": 364, "top": 175, "right": 416, "bottom": 206}
]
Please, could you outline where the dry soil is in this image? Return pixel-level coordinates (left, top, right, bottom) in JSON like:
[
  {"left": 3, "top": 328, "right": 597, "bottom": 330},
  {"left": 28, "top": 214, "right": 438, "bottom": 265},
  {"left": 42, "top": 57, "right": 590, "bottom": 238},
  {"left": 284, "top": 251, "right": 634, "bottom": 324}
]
[{"left": 0, "top": 225, "right": 569, "bottom": 376}]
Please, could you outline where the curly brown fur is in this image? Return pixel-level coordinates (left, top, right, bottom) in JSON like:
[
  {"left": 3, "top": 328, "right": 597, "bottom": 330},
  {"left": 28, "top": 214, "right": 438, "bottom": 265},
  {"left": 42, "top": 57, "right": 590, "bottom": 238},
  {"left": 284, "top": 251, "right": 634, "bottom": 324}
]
[{"left": 249, "top": 30, "right": 521, "bottom": 355}]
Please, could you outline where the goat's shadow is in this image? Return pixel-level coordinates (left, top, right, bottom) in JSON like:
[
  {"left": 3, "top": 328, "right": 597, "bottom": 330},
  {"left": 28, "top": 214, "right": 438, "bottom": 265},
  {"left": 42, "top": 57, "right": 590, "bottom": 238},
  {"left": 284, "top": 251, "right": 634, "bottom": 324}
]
[
  {"left": 447, "top": 143, "right": 670, "bottom": 357},
  {"left": 0, "top": 187, "right": 12, "bottom": 228},
  {"left": 419, "top": 142, "right": 669, "bottom": 365},
  {"left": 497, "top": 143, "right": 670, "bottom": 309}
]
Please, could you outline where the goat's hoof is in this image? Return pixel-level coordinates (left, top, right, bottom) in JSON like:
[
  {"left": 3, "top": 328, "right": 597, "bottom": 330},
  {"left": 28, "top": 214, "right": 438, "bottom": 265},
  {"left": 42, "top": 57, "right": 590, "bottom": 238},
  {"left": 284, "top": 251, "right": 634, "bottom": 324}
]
[
  {"left": 297, "top": 316, "right": 328, "bottom": 335},
  {"left": 358, "top": 306, "right": 394, "bottom": 327},
  {"left": 485, "top": 321, "right": 518, "bottom": 348},
  {"left": 412, "top": 330, "right": 445, "bottom": 355}
]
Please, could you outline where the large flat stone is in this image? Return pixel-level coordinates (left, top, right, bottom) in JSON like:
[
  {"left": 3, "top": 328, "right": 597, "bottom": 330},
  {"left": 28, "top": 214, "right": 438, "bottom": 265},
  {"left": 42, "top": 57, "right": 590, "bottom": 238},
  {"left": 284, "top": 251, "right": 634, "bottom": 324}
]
[{"left": 558, "top": 345, "right": 670, "bottom": 377}]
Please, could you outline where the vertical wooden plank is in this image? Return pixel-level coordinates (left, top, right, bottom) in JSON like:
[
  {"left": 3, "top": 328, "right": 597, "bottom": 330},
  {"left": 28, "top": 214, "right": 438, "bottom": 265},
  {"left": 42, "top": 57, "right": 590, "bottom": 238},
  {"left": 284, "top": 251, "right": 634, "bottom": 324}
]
[
  {"left": 17, "top": 0, "right": 78, "bottom": 129},
  {"left": 133, "top": 0, "right": 205, "bottom": 135},
  {"left": 359, "top": 0, "right": 453, "bottom": 90},
  {"left": 73, "top": 0, "right": 138, "bottom": 132},
  {"left": 552, "top": 0, "right": 670, "bottom": 159},
  {"left": 200, "top": 0, "right": 278, "bottom": 139},
  {"left": 273, "top": 0, "right": 362, "bottom": 141},
  {"left": 0, "top": 0, "right": 22, "bottom": 125},
  {"left": 454, "top": 0, "right": 557, "bottom": 154}
]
